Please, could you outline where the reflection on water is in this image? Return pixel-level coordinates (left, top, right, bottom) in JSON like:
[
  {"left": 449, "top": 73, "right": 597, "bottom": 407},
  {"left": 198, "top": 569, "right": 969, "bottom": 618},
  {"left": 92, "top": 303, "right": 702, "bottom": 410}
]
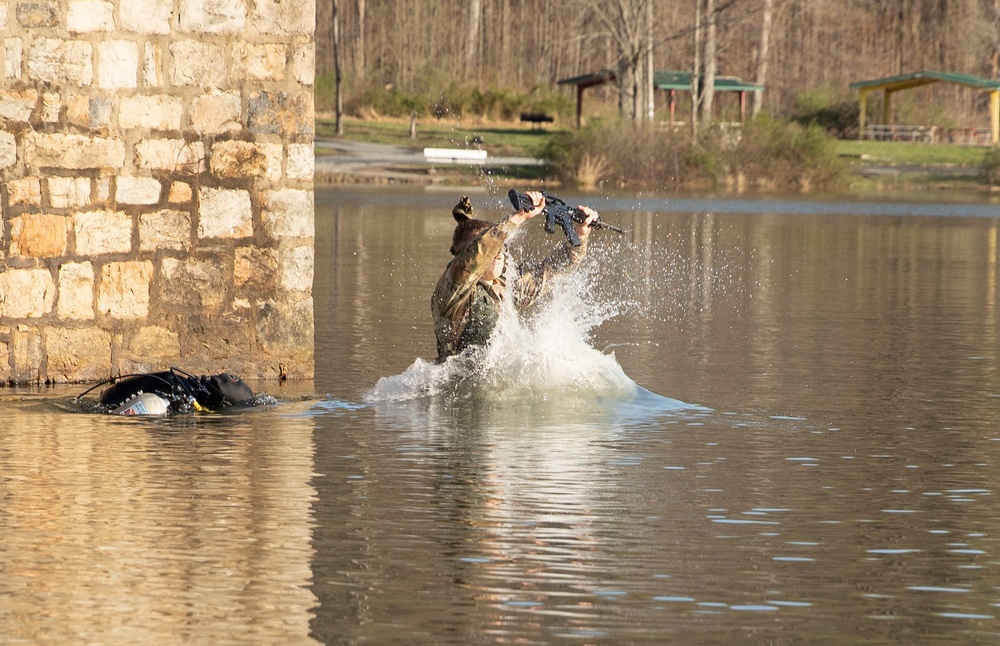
[
  {"left": 4, "top": 186, "right": 1000, "bottom": 643},
  {"left": 0, "top": 393, "right": 320, "bottom": 645}
]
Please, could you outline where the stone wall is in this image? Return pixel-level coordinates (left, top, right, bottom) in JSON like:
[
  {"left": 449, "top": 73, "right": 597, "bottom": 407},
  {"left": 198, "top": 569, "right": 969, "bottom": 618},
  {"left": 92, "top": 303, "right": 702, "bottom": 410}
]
[{"left": 0, "top": 0, "right": 316, "bottom": 384}]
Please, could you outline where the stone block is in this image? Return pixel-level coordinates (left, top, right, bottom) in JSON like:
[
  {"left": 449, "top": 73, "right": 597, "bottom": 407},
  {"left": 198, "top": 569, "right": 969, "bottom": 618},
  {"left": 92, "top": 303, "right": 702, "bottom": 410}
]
[
  {"left": 10, "top": 213, "right": 69, "bottom": 258},
  {"left": 5, "top": 38, "right": 22, "bottom": 81},
  {"left": 74, "top": 210, "right": 132, "bottom": 255},
  {"left": 119, "top": 95, "right": 184, "bottom": 130},
  {"left": 248, "top": 91, "right": 314, "bottom": 137},
  {"left": 11, "top": 326, "right": 42, "bottom": 384},
  {"left": 198, "top": 187, "right": 252, "bottom": 239},
  {"left": 66, "top": 95, "right": 112, "bottom": 129},
  {"left": 210, "top": 140, "right": 269, "bottom": 179},
  {"left": 234, "top": 246, "right": 277, "bottom": 290},
  {"left": 135, "top": 138, "right": 205, "bottom": 173},
  {"left": 97, "top": 260, "right": 153, "bottom": 319},
  {"left": 0, "top": 268, "right": 55, "bottom": 318},
  {"left": 160, "top": 258, "right": 230, "bottom": 311},
  {"left": 167, "top": 182, "right": 192, "bottom": 203},
  {"left": 142, "top": 42, "right": 164, "bottom": 86},
  {"left": 0, "top": 4, "right": 6, "bottom": 28},
  {"left": 17, "top": 2, "right": 58, "bottom": 28},
  {"left": 67, "top": 0, "right": 114, "bottom": 32},
  {"left": 0, "top": 340, "right": 8, "bottom": 384},
  {"left": 261, "top": 188, "right": 314, "bottom": 238},
  {"left": 48, "top": 176, "right": 91, "bottom": 208},
  {"left": 66, "top": 94, "right": 88, "bottom": 125},
  {"left": 0, "top": 89, "right": 38, "bottom": 121},
  {"left": 139, "top": 209, "right": 191, "bottom": 251},
  {"left": 190, "top": 90, "right": 241, "bottom": 135},
  {"left": 278, "top": 244, "right": 314, "bottom": 292},
  {"left": 44, "top": 327, "right": 112, "bottom": 383},
  {"left": 159, "top": 257, "right": 227, "bottom": 309},
  {"left": 168, "top": 41, "right": 226, "bottom": 86},
  {"left": 287, "top": 143, "right": 314, "bottom": 180},
  {"left": 0, "top": 131, "right": 15, "bottom": 169},
  {"left": 27, "top": 38, "right": 93, "bottom": 85},
  {"left": 7, "top": 177, "right": 41, "bottom": 206},
  {"left": 115, "top": 176, "right": 162, "bottom": 205},
  {"left": 235, "top": 42, "right": 285, "bottom": 82},
  {"left": 260, "top": 142, "right": 283, "bottom": 182},
  {"left": 57, "top": 261, "right": 95, "bottom": 320},
  {"left": 40, "top": 92, "right": 59, "bottom": 122},
  {"left": 253, "top": 0, "right": 315, "bottom": 35},
  {"left": 95, "top": 177, "right": 111, "bottom": 201},
  {"left": 121, "top": 0, "right": 172, "bottom": 34},
  {"left": 290, "top": 44, "right": 315, "bottom": 86},
  {"left": 26, "top": 133, "right": 126, "bottom": 170},
  {"left": 97, "top": 40, "right": 139, "bottom": 89},
  {"left": 122, "top": 325, "right": 180, "bottom": 366},
  {"left": 255, "top": 294, "right": 314, "bottom": 359},
  {"left": 179, "top": 0, "right": 246, "bottom": 33}
]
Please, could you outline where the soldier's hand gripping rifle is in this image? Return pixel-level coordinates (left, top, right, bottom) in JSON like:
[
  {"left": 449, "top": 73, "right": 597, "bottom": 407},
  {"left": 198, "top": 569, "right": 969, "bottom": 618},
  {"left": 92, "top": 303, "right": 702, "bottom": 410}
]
[{"left": 507, "top": 189, "right": 625, "bottom": 247}]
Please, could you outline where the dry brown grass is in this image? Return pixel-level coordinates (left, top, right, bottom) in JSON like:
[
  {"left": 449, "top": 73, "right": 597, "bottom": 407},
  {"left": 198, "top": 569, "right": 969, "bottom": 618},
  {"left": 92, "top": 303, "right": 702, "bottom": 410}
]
[{"left": 575, "top": 153, "right": 609, "bottom": 189}]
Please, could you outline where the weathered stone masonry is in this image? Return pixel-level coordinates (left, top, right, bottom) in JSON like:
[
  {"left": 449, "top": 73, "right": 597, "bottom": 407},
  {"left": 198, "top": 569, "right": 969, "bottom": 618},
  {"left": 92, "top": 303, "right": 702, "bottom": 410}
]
[{"left": 0, "top": 0, "right": 316, "bottom": 384}]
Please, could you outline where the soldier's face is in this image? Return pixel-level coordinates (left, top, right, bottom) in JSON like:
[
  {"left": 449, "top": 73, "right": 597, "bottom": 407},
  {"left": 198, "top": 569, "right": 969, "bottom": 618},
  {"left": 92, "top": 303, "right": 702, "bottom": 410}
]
[{"left": 481, "top": 249, "right": 505, "bottom": 281}]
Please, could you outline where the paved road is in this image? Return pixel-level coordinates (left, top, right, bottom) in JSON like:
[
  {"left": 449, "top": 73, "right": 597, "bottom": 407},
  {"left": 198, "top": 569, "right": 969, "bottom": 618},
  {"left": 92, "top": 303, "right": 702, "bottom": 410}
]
[{"left": 314, "top": 138, "right": 543, "bottom": 176}]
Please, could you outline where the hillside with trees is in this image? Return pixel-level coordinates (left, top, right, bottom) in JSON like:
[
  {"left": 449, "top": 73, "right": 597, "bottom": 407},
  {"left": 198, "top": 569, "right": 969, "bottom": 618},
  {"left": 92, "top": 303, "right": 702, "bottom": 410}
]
[
  {"left": 313, "top": 1, "right": 1000, "bottom": 191},
  {"left": 315, "top": 0, "right": 1000, "bottom": 129}
]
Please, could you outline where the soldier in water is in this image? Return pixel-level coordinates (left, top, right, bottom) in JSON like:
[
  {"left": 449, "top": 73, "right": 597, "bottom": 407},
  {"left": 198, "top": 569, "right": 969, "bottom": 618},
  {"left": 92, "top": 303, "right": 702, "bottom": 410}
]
[{"left": 431, "top": 191, "right": 599, "bottom": 361}]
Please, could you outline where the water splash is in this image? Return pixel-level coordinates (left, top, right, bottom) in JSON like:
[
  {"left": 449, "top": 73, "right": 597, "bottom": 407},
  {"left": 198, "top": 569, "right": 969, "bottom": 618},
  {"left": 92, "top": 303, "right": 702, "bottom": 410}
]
[{"left": 363, "top": 252, "right": 696, "bottom": 414}]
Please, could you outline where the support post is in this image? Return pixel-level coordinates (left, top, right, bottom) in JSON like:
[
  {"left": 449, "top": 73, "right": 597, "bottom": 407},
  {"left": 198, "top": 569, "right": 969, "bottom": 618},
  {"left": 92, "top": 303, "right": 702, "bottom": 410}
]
[
  {"left": 858, "top": 88, "right": 868, "bottom": 139},
  {"left": 576, "top": 85, "right": 584, "bottom": 129},
  {"left": 992, "top": 90, "right": 999, "bottom": 144}
]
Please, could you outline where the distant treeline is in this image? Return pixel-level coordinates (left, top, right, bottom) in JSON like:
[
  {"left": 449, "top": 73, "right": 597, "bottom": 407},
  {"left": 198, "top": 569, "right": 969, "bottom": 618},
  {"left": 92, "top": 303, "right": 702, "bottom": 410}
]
[{"left": 316, "top": 0, "right": 1000, "bottom": 128}]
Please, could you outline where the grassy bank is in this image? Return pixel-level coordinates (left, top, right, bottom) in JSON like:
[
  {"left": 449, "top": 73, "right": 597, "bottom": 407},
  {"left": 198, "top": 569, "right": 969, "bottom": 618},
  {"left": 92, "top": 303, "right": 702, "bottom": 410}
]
[{"left": 316, "top": 115, "right": 994, "bottom": 193}]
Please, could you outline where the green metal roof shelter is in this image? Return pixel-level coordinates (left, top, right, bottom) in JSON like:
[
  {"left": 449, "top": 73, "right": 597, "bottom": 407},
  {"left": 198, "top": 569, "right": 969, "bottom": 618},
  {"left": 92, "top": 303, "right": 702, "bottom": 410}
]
[
  {"left": 558, "top": 69, "right": 763, "bottom": 128},
  {"left": 849, "top": 71, "right": 1000, "bottom": 143}
]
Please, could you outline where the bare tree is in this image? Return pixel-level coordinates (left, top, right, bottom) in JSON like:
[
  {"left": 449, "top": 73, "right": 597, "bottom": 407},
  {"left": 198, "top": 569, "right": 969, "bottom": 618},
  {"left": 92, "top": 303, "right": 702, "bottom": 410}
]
[
  {"left": 582, "top": 0, "right": 656, "bottom": 123},
  {"left": 752, "top": 0, "right": 773, "bottom": 117},
  {"left": 355, "top": 0, "right": 366, "bottom": 80},
  {"left": 465, "top": 0, "right": 482, "bottom": 76},
  {"left": 645, "top": 0, "right": 655, "bottom": 121},
  {"left": 699, "top": 0, "right": 718, "bottom": 124},
  {"left": 691, "top": 0, "right": 702, "bottom": 136},
  {"left": 333, "top": 0, "right": 344, "bottom": 134}
]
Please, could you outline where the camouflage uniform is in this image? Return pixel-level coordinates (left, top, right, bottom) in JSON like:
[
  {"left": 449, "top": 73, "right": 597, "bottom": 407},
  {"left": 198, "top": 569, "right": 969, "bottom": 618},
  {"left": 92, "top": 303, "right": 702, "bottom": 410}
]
[{"left": 431, "top": 214, "right": 587, "bottom": 361}]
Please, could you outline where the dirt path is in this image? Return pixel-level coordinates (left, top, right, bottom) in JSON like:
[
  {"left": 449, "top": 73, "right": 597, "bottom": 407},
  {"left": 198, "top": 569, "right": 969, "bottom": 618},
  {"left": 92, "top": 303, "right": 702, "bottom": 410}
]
[{"left": 314, "top": 138, "right": 544, "bottom": 184}]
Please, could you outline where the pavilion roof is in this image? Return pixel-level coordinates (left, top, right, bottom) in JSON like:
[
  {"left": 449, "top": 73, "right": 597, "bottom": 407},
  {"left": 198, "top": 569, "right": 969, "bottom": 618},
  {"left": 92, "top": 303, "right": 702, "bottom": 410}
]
[
  {"left": 849, "top": 71, "right": 1000, "bottom": 92},
  {"left": 558, "top": 69, "right": 763, "bottom": 92}
]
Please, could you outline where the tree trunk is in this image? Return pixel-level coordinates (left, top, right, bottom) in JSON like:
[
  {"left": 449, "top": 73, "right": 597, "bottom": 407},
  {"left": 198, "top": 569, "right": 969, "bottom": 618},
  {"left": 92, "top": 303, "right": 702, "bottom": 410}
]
[
  {"left": 333, "top": 0, "right": 344, "bottom": 135},
  {"left": 691, "top": 0, "right": 701, "bottom": 137},
  {"left": 645, "top": 0, "right": 655, "bottom": 122},
  {"left": 355, "top": 0, "right": 365, "bottom": 81},
  {"left": 700, "top": 0, "right": 717, "bottom": 126},
  {"left": 465, "top": 0, "right": 482, "bottom": 78},
  {"left": 752, "top": 0, "right": 774, "bottom": 118}
]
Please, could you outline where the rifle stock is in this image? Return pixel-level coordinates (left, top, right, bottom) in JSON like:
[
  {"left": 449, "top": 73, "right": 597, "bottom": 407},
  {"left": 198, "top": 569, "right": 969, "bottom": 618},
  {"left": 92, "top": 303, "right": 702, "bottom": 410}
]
[{"left": 507, "top": 189, "right": 624, "bottom": 247}]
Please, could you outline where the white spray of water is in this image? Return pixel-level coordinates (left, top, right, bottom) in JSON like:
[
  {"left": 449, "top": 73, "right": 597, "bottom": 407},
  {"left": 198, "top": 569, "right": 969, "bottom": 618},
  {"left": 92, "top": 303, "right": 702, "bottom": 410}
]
[{"left": 363, "top": 259, "right": 636, "bottom": 404}]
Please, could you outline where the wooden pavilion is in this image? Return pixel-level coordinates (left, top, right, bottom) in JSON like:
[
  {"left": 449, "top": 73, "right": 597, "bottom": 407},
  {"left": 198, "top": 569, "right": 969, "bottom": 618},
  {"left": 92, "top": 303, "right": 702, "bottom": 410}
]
[
  {"left": 557, "top": 69, "right": 763, "bottom": 128},
  {"left": 849, "top": 71, "right": 1000, "bottom": 144}
]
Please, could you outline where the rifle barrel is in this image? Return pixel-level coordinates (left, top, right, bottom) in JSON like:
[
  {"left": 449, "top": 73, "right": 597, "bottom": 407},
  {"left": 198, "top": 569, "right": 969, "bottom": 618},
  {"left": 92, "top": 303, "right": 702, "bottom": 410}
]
[{"left": 590, "top": 220, "right": 624, "bottom": 234}]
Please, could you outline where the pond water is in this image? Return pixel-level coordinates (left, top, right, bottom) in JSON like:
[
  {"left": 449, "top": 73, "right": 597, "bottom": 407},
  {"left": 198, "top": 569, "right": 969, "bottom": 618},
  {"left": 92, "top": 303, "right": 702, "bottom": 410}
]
[{"left": 3, "top": 185, "right": 1000, "bottom": 644}]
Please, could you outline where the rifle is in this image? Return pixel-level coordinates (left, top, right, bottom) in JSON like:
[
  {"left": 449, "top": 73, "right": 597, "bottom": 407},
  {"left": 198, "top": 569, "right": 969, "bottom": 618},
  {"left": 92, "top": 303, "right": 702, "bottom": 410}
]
[{"left": 507, "top": 189, "right": 625, "bottom": 247}]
